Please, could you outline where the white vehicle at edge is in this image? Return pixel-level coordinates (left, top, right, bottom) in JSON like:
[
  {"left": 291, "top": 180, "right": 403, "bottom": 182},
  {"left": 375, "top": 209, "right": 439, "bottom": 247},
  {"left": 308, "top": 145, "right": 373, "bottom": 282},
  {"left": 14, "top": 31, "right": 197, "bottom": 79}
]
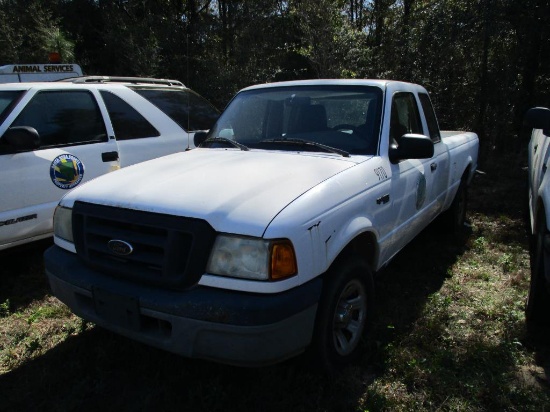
[
  {"left": 0, "top": 76, "right": 219, "bottom": 250},
  {"left": 524, "top": 107, "right": 550, "bottom": 331},
  {"left": 45, "top": 79, "right": 479, "bottom": 368}
]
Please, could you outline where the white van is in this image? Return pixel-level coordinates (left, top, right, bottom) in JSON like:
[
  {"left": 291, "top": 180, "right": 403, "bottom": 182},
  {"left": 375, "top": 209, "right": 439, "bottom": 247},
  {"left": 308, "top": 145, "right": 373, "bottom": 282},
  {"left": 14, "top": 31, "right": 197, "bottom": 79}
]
[
  {"left": 0, "top": 76, "right": 219, "bottom": 250},
  {"left": 0, "top": 64, "right": 83, "bottom": 83}
]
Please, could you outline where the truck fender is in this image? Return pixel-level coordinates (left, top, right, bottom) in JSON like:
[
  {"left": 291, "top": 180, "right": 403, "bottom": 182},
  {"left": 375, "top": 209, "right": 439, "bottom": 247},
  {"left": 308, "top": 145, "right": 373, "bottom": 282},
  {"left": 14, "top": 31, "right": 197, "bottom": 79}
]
[{"left": 323, "top": 216, "right": 379, "bottom": 274}]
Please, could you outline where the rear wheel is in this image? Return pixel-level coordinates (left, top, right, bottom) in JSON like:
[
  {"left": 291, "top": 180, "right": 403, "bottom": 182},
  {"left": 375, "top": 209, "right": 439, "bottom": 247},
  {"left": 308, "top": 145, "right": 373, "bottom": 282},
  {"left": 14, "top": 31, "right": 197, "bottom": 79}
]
[
  {"left": 310, "top": 255, "right": 374, "bottom": 370},
  {"left": 440, "top": 178, "right": 468, "bottom": 233}
]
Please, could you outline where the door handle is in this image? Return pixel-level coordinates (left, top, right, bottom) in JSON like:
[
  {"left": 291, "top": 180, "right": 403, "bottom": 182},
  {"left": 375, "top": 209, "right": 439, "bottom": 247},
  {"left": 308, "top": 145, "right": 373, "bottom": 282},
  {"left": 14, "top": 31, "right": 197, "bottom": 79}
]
[
  {"left": 430, "top": 163, "right": 437, "bottom": 172},
  {"left": 102, "top": 151, "right": 119, "bottom": 162},
  {"left": 376, "top": 194, "right": 390, "bottom": 205}
]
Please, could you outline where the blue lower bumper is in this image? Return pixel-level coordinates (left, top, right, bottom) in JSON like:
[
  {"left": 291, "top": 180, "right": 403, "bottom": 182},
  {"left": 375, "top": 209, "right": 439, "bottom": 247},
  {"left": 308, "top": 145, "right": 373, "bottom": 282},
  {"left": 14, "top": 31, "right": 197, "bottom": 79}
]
[{"left": 44, "top": 245, "right": 322, "bottom": 366}]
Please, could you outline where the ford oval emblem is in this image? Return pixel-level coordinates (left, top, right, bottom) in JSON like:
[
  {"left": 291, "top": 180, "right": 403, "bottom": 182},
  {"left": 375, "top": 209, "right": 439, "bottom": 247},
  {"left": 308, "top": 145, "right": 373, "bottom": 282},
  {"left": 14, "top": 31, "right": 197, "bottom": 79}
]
[{"left": 108, "top": 239, "right": 134, "bottom": 256}]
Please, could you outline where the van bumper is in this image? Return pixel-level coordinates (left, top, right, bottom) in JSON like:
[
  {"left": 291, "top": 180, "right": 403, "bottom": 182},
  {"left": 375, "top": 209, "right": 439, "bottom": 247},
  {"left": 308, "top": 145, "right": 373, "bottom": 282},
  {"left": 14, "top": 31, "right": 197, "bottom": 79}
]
[{"left": 44, "top": 245, "right": 322, "bottom": 366}]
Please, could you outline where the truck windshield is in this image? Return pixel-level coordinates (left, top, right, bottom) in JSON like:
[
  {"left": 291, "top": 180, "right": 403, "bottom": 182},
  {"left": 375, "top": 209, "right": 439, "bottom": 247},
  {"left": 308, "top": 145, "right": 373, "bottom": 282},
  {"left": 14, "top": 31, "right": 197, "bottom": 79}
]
[
  {"left": 207, "top": 85, "right": 383, "bottom": 155},
  {"left": 0, "top": 90, "right": 24, "bottom": 123}
]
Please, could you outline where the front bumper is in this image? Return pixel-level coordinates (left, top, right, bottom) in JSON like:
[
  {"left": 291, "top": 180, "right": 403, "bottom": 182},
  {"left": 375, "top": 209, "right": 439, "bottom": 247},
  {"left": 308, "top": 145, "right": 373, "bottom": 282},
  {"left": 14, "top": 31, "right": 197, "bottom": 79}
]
[{"left": 44, "top": 246, "right": 322, "bottom": 366}]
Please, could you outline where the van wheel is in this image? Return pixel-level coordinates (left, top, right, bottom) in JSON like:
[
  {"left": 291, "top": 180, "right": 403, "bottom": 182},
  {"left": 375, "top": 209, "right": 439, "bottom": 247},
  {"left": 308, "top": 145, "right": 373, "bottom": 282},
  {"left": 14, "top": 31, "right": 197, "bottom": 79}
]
[
  {"left": 526, "top": 213, "right": 550, "bottom": 333},
  {"left": 311, "top": 255, "right": 374, "bottom": 370}
]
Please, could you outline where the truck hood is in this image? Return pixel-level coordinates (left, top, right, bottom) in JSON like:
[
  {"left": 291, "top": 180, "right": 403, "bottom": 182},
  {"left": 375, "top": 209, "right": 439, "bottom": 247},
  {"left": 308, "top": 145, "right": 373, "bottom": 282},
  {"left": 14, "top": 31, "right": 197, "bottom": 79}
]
[{"left": 63, "top": 148, "right": 358, "bottom": 237}]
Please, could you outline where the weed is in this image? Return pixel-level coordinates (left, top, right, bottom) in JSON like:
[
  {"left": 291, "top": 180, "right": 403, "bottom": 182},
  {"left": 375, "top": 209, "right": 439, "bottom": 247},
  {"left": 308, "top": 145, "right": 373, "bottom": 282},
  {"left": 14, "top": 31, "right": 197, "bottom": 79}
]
[
  {"left": 0, "top": 299, "right": 9, "bottom": 317},
  {"left": 473, "top": 236, "right": 488, "bottom": 252},
  {"left": 27, "top": 305, "right": 67, "bottom": 324}
]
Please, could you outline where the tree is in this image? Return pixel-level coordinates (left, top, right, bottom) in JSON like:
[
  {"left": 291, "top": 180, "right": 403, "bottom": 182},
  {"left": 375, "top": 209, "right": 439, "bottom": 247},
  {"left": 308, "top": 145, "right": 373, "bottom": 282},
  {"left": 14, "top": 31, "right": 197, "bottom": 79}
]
[{"left": 0, "top": 0, "right": 75, "bottom": 64}]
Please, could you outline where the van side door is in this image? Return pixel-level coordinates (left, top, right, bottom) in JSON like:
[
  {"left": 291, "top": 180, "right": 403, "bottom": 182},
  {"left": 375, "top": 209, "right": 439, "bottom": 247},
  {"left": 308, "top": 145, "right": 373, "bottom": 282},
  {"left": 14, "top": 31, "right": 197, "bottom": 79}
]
[{"left": 0, "top": 88, "right": 119, "bottom": 249}]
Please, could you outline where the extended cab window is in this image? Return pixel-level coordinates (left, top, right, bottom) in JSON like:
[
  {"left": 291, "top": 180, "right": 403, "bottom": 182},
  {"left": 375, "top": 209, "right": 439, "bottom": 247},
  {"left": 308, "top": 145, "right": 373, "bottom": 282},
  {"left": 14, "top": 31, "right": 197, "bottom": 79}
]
[
  {"left": 100, "top": 91, "right": 160, "bottom": 140},
  {"left": 10, "top": 90, "right": 107, "bottom": 148},
  {"left": 419, "top": 93, "right": 441, "bottom": 142},
  {"left": 390, "top": 92, "right": 423, "bottom": 143},
  {"left": 132, "top": 87, "right": 220, "bottom": 131}
]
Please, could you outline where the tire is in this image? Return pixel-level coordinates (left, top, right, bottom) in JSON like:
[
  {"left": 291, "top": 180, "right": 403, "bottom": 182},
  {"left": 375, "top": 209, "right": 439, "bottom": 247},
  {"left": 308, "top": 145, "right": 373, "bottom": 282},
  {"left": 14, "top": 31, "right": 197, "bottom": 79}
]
[
  {"left": 440, "top": 178, "right": 468, "bottom": 234},
  {"left": 310, "top": 255, "right": 374, "bottom": 371},
  {"left": 526, "top": 212, "right": 550, "bottom": 333}
]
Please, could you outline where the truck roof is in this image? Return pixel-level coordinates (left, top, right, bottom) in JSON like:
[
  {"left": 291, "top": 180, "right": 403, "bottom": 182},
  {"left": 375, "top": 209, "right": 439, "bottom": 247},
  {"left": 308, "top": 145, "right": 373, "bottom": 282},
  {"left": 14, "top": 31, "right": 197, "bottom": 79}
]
[{"left": 241, "top": 79, "right": 425, "bottom": 93}]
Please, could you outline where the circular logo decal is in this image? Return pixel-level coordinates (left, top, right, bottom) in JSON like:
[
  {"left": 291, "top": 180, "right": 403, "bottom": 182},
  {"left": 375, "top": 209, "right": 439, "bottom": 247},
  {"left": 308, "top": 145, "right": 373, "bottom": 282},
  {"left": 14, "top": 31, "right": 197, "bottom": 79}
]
[
  {"left": 50, "top": 154, "right": 85, "bottom": 190},
  {"left": 416, "top": 174, "right": 427, "bottom": 210}
]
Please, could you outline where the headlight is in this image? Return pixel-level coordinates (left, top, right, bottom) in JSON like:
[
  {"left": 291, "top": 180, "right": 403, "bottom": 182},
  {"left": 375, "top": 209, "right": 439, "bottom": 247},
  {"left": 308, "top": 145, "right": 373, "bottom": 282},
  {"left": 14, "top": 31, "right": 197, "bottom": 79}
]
[
  {"left": 53, "top": 206, "right": 73, "bottom": 243},
  {"left": 206, "top": 235, "right": 297, "bottom": 281}
]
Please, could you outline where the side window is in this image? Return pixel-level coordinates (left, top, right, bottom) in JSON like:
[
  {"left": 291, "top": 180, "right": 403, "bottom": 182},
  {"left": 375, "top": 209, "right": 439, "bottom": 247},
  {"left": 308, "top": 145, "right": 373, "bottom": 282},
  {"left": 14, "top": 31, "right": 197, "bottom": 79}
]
[
  {"left": 11, "top": 90, "right": 107, "bottom": 148},
  {"left": 0, "top": 90, "right": 24, "bottom": 124},
  {"left": 132, "top": 88, "right": 220, "bottom": 132},
  {"left": 390, "top": 92, "right": 422, "bottom": 143},
  {"left": 419, "top": 93, "right": 441, "bottom": 142},
  {"left": 100, "top": 91, "right": 160, "bottom": 140}
]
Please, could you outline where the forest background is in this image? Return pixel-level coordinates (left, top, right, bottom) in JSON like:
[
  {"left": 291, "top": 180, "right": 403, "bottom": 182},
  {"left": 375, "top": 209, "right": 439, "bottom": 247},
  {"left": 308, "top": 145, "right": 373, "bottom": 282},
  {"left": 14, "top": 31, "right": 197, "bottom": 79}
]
[{"left": 0, "top": 0, "right": 549, "bottom": 162}]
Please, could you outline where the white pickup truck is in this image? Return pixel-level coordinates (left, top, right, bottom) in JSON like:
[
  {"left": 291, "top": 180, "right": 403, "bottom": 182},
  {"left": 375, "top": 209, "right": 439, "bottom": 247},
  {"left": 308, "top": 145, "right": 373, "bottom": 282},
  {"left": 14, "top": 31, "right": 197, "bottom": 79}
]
[
  {"left": 0, "top": 76, "right": 219, "bottom": 250},
  {"left": 45, "top": 79, "right": 479, "bottom": 368},
  {"left": 524, "top": 107, "right": 550, "bottom": 331}
]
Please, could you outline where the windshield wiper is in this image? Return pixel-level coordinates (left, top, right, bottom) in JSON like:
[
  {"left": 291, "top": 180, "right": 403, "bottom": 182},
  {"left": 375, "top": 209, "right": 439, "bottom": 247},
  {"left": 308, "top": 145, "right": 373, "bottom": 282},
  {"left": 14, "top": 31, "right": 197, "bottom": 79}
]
[
  {"left": 258, "top": 138, "right": 350, "bottom": 157},
  {"left": 200, "top": 137, "right": 249, "bottom": 151}
]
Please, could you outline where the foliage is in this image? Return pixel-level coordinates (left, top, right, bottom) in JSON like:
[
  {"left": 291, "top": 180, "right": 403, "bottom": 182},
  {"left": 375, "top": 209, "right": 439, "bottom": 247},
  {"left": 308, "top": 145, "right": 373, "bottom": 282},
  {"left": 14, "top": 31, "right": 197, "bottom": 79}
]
[{"left": 0, "top": 0, "right": 549, "bottom": 156}]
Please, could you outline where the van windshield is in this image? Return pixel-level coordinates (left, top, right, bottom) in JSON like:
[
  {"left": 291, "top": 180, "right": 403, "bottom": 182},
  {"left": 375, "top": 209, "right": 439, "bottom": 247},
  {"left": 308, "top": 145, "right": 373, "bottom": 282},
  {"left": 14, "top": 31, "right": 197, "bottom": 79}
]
[{"left": 207, "top": 85, "right": 383, "bottom": 155}]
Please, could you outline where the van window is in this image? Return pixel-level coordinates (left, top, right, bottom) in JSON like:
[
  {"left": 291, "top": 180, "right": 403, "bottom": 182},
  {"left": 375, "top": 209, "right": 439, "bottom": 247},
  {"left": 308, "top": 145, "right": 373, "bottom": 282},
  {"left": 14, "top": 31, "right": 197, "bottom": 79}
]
[
  {"left": 10, "top": 90, "right": 107, "bottom": 148},
  {"left": 100, "top": 91, "right": 160, "bottom": 140},
  {"left": 132, "top": 87, "right": 219, "bottom": 131},
  {"left": 0, "top": 90, "right": 24, "bottom": 123}
]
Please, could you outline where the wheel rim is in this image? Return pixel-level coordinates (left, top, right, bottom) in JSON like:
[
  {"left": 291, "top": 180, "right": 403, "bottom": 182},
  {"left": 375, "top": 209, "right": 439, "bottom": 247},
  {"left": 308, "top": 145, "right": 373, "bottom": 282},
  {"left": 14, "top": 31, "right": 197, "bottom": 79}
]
[{"left": 332, "top": 278, "right": 367, "bottom": 356}]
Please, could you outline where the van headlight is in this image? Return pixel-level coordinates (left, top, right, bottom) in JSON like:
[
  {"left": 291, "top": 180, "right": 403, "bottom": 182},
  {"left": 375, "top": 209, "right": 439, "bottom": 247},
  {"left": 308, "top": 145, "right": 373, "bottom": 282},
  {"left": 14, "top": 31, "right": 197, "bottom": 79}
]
[
  {"left": 206, "top": 235, "right": 297, "bottom": 281},
  {"left": 53, "top": 206, "right": 73, "bottom": 243}
]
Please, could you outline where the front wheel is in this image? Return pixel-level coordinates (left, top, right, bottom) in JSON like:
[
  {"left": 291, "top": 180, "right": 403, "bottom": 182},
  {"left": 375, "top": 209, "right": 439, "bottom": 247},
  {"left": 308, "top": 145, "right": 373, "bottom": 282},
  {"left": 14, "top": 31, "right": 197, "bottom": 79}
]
[
  {"left": 310, "top": 255, "right": 374, "bottom": 370},
  {"left": 526, "top": 212, "right": 550, "bottom": 333}
]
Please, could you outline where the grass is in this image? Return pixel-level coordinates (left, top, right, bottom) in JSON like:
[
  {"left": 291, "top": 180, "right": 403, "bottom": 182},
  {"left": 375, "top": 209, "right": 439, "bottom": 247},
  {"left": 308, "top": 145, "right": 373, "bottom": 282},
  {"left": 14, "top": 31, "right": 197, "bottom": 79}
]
[{"left": 0, "top": 155, "right": 549, "bottom": 411}]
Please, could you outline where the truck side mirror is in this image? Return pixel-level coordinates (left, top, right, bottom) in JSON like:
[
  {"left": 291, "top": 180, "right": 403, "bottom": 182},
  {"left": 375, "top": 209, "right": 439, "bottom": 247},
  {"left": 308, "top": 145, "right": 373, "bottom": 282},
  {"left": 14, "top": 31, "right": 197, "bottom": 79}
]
[
  {"left": 389, "top": 133, "right": 434, "bottom": 163},
  {"left": 1, "top": 126, "right": 40, "bottom": 152},
  {"left": 524, "top": 107, "right": 550, "bottom": 136},
  {"left": 194, "top": 131, "right": 208, "bottom": 147}
]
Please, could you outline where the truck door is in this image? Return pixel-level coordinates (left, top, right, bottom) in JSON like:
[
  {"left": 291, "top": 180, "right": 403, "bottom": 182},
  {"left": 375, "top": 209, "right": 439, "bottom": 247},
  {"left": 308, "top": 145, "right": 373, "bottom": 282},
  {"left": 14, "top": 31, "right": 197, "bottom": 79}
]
[
  {"left": 0, "top": 88, "right": 119, "bottom": 249},
  {"left": 387, "top": 92, "right": 435, "bottom": 253}
]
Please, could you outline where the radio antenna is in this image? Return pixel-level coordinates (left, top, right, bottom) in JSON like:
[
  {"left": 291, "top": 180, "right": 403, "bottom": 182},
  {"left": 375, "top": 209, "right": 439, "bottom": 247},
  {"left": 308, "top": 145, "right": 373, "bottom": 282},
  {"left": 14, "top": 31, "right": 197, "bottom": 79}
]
[{"left": 185, "top": 29, "right": 192, "bottom": 151}]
